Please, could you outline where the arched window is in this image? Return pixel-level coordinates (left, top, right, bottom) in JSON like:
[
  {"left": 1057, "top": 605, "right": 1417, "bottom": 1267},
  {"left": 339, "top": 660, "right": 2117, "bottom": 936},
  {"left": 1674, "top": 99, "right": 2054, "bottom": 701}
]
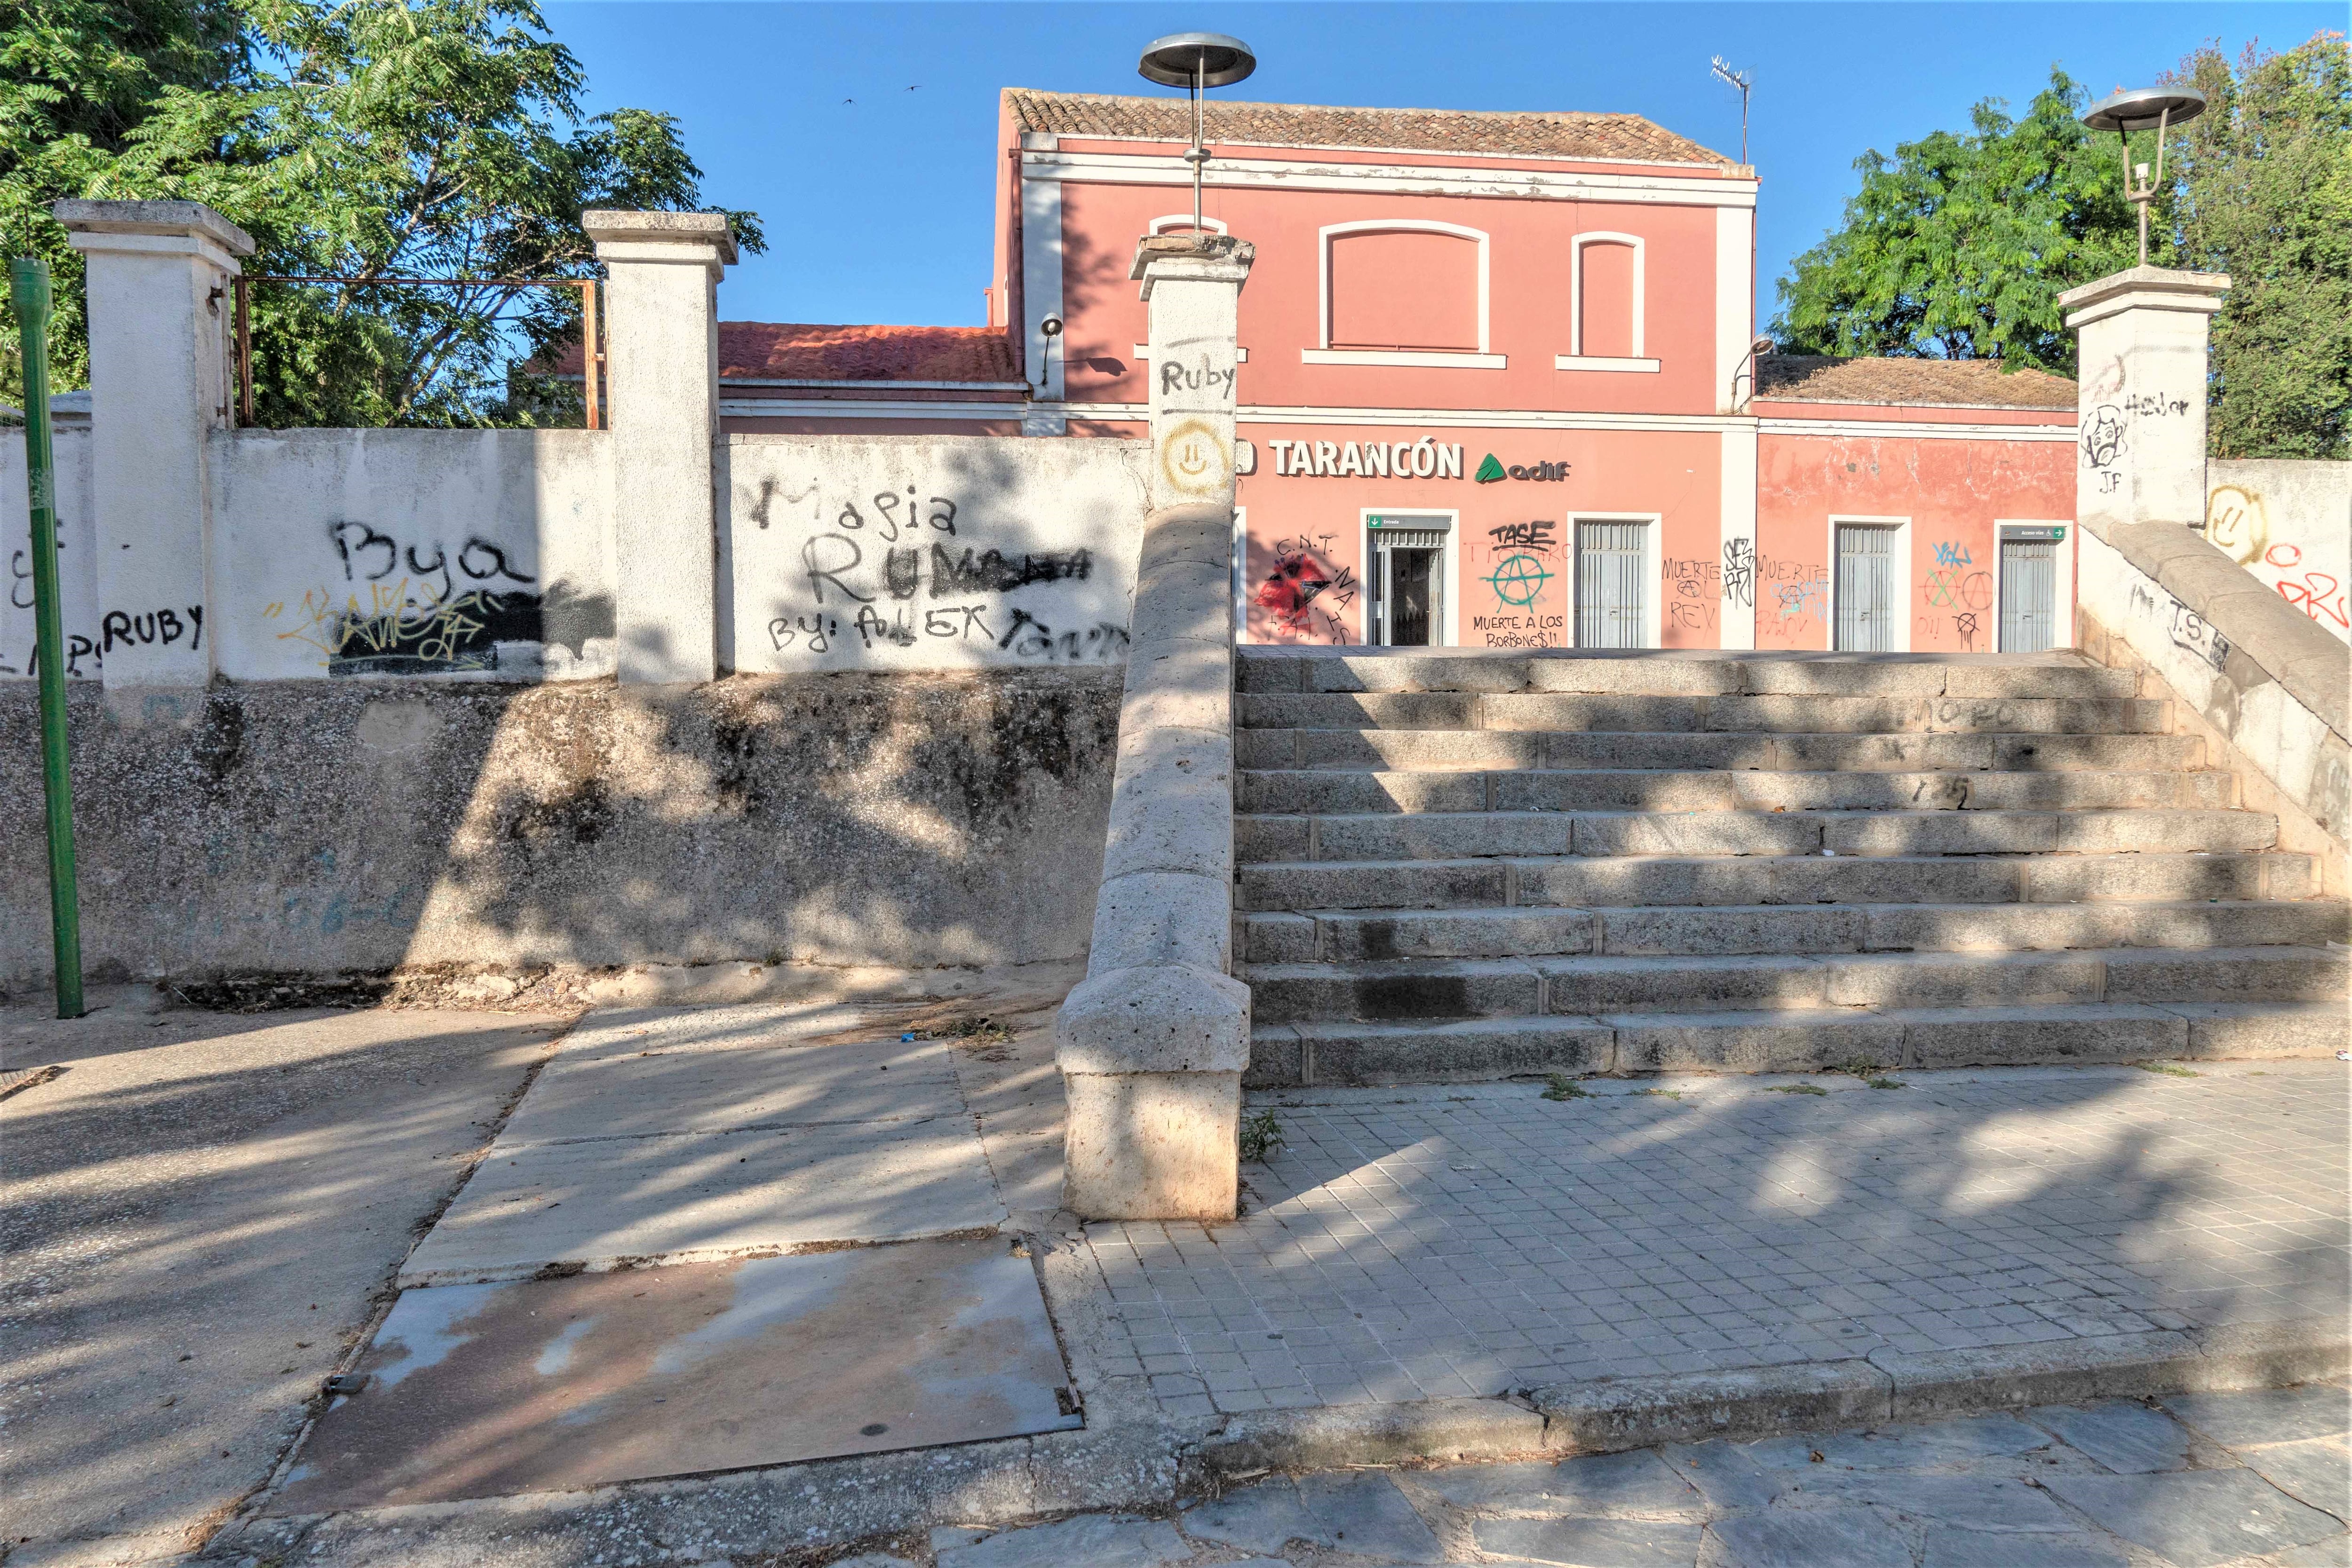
[
  {"left": 1558, "top": 233, "right": 1658, "bottom": 373},
  {"left": 1307, "top": 222, "right": 1502, "bottom": 368},
  {"left": 1148, "top": 214, "right": 1228, "bottom": 236}
]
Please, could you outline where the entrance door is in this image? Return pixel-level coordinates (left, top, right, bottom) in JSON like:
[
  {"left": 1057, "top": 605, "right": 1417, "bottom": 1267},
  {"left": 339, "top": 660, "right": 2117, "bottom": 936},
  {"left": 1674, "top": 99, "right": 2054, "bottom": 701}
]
[
  {"left": 1367, "top": 515, "right": 1450, "bottom": 646},
  {"left": 1835, "top": 523, "right": 1895, "bottom": 651},
  {"left": 1574, "top": 520, "right": 1645, "bottom": 649},
  {"left": 1999, "top": 531, "right": 2058, "bottom": 652}
]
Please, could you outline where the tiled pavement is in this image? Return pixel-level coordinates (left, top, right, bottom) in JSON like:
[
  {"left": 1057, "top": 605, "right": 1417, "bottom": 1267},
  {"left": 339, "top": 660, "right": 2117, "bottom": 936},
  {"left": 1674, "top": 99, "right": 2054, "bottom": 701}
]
[
  {"left": 914, "top": 1385, "right": 2352, "bottom": 1568},
  {"left": 1076, "top": 1062, "right": 2348, "bottom": 1420}
]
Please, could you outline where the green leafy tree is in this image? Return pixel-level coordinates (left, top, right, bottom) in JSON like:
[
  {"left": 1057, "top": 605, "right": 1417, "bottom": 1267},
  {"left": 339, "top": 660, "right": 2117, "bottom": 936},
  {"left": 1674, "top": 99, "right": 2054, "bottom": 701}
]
[
  {"left": 2167, "top": 34, "right": 2352, "bottom": 459},
  {"left": 2, "top": 0, "right": 763, "bottom": 425},
  {"left": 1772, "top": 69, "right": 2136, "bottom": 375}
]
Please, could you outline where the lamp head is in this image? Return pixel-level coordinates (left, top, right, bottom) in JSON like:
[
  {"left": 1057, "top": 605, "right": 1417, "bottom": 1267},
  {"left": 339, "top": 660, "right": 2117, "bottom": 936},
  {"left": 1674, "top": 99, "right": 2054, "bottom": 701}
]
[
  {"left": 1138, "top": 32, "right": 1256, "bottom": 88},
  {"left": 2082, "top": 86, "right": 2206, "bottom": 134}
]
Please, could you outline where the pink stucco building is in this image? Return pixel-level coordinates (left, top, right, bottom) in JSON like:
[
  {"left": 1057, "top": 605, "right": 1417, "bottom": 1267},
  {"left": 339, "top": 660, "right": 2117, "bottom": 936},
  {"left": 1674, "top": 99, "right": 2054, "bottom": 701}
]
[{"left": 696, "top": 88, "right": 2081, "bottom": 653}]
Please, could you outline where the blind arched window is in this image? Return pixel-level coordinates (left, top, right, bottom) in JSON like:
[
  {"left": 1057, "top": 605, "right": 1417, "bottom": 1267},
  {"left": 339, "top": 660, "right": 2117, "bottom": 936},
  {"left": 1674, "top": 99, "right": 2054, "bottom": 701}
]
[{"left": 1327, "top": 228, "right": 1482, "bottom": 352}]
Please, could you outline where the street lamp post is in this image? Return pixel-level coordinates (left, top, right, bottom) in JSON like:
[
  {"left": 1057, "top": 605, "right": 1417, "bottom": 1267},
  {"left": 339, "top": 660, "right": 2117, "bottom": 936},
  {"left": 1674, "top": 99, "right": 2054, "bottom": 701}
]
[
  {"left": 2081, "top": 86, "right": 2208, "bottom": 267},
  {"left": 1137, "top": 32, "right": 1257, "bottom": 236}
]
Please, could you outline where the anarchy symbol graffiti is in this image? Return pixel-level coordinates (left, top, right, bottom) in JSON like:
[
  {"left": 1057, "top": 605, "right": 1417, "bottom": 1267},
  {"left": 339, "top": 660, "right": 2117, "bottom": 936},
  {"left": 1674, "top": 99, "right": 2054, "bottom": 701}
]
[{"left": 1483, "top": 553, "right": 1554, "bottom": 608}]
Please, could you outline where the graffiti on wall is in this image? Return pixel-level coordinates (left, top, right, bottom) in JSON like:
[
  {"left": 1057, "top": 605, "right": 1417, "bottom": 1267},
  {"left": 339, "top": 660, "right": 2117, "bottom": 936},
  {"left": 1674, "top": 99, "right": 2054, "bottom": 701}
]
[
  {"left": 266, "top": 521, "right": 610, "bottom": 677},
  {"left": 1760, "top": 555, "right": 1828, "bottom": 639},
  {"left": 1254, "top": 533, "right": 1355, "bottom": 644},
  {"left": 2265, "top": 543, "right": 2348, "bottom": 631},
  {"left": 1722, "top": 539, "right": 1755, "bottom": 609},
  {"left": 755, "top": 479, "right": 1128, "bottom": 663},
  {"left": 1662, "top": 554, "right": 1720, "bottom": 634},
  {"left": 2207, "top": 485, "right": 2348, "bottom": 641},
  {"left": 1470, "top": 519, "right": 1562, "bottom": 648}
]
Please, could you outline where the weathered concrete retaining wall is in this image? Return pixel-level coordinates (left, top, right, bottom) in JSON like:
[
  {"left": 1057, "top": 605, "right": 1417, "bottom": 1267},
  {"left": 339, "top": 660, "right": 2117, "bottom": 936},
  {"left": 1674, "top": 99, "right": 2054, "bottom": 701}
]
[
  {"left": 0, "top": 420, "right": 97, "bottom": 678},
  {"left": 211, "top": 428, "right": 617, "bottom": 681},
  {"left": 2078, "top": 518, "right": 2349, "bottom": 895},
  {"left": 720, "top": 435, "right": 1149, "bottom": 672},
  {"left": 2206, "top": 459, "right": 2351, "bottom": 643},
  {"left": 0, "top": 670, "right": 1119, "bottom": 985}
]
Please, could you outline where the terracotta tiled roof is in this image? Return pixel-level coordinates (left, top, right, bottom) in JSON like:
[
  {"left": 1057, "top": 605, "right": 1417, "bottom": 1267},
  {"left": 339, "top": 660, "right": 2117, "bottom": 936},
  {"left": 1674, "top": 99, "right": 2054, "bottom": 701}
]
[
  {"left": 1756, "top": 354, "right": 2077, "bottom": 411},
  {"left": 1005, "top": 88, "right": 1734, "bottom": 168},
  {"left": 545, "top": 322, "right": 1017, "bottom": 382}
]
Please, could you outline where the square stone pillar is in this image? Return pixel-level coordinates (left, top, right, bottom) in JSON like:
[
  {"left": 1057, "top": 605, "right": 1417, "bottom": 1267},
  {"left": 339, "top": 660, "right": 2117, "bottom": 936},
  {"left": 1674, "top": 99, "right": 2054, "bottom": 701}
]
[
  {"left": 55, "top": 200, "right": 254, "bottom": 692},
  {"left": 1134, "top": 233, "right": 1254, "bottom": 512},
  {"left": 583, "top": 211, "right": 734, "bottom": 684},
  {"left": 1056, "top": 232, "right": 1255, "bottom": 1222},
  {"left": 2062, "top": 267, "right": 2230, "bottom": 534}
]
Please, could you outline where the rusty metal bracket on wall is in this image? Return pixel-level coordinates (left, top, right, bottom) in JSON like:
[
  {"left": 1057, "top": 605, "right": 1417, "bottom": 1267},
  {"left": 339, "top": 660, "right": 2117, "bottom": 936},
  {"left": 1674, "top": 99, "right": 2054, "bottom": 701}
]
[{"left": 233, "top": 276, "right": 604, "bottom": 429}]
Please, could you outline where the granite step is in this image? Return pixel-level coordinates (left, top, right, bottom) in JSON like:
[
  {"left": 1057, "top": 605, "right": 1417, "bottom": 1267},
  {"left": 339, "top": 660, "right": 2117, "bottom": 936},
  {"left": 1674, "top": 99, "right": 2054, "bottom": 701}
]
[
  {"left": 1243, "top": 1001, "right": 2349, "bottom": 1086},
  {"left": 1233, "top": 808, "right": 2276, "bottom": 864},
  {"left": 1233, "top": 852, "right": 2316, "bottom": 914},
  {"left": 1235, "top": 649, "right": 2144, "bottom": 700},
  {"left": 1236, "top": 728, "right": 2204, "bottom": 774},
  {"left": 1235, "top": 767, "right": 2235, "bottom": 815},
  {"left": 1236, "top": 691, "right": 2171, "bottom": 736},
  {"left": 1238, "top": 899, "right": 2352, "bottom": 963}
]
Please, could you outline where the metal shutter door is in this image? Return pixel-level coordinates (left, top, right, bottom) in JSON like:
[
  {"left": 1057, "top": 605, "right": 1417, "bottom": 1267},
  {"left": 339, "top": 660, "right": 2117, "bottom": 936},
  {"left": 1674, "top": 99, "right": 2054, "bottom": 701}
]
[
  {"left": 1835, "top": 524, "right": 1893, "bottom": 651},
  {"left": 1999, "top": 536, "right": 2057, "bottom": 652},
  {"left": 1575, "top": 521, "right": 1646, "bottom": 649}
]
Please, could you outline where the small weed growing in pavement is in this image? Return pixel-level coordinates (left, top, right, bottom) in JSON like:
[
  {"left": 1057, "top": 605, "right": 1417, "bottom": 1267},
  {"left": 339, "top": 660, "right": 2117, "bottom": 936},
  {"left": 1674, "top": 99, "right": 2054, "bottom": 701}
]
[
  {"left": 1829, "top": 1057, "right": 1883, "bottom": 1077},
  {"left": 1542, "top": 1074, "right": 1592, "bottom": 1101},
  {"left": 1240, "top": 1108, "right": 1285, "bottom": 1162},
  {"left": 2136, "top": 1061, "right": 2198, "bottom": 1077},
  {"left": 1866, "top": 1077, "right": 1906, "bottom": 1090},
  {"left": 1768, "top": 1084, "right": 1828, "bottom": 1096},
  {"left": 1641, "top": 1087, "right": 1685, "bottom": 1100}
]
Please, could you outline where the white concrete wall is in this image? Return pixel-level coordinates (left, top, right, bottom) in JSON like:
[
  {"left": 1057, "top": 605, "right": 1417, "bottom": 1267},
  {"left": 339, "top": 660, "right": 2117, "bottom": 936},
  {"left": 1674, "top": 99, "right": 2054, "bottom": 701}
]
[
  {"left": 2207, "top": 459, "right": 2352, "bottom": 645},
  {"left": 208, "top": 428, "right": 616, "bottom": 681},
  {"left": 721, "top": 434, "right": 1150, "bottom": 672},
  {"left": 0, "top": 424, "right": 100, "bottom": 679}
]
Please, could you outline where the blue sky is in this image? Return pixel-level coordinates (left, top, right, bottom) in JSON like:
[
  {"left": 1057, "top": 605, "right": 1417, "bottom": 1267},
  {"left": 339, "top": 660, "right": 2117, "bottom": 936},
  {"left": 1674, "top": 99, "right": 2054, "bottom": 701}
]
[{"left": 547, "top": 2, "right": 2340, "bottom": 332}]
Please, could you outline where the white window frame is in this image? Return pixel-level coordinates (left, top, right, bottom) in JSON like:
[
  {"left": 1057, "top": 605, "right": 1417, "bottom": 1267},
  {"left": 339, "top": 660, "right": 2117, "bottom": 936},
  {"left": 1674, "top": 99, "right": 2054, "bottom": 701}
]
[
  {"left": 1828, "top": 514, "right": 1912, "bottom": 654},
  {"left": 1148, "top": 214, "right": 1228, "bottom": 236},
  {"left": 1360, "top": 506, "right": 1460, "bottom": 647},
  {"left": 1566, "top": 512, "right": 1663, "bottom": 650},
  {"left": 1556, "top": 232, "right": 1661, "bottom": 374},
  {"left": 1308, "top": 221, "right": 1505, "bottom": 370},
  {"left": 1992, "top": 519, "right": 2076, "bottom": 652}
]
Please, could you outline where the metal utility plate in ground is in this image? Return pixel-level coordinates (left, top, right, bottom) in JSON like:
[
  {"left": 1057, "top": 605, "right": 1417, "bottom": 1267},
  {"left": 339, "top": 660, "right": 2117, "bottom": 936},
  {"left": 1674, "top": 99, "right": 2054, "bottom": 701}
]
[{"left": 270, "top": 1236, "right": 1080, "bottom": 1512}]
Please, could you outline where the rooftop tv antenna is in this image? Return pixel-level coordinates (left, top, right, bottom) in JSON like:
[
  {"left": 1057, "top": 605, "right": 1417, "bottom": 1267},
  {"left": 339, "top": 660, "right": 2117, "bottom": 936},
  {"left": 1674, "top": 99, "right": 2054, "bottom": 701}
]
[
  {"left": 1709, "top": 57, "right": 1752, "bottom": 166},
  {"left": 2082, "top": 86, "right": 2207, "bottom": 266},
  {"left": 1138, "top": 32, "right": 1256, "bottom": 236}
]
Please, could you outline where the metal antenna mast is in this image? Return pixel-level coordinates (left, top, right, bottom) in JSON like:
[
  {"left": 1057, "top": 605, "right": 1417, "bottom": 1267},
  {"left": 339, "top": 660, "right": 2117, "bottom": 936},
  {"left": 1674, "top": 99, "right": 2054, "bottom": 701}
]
[{"left": 1709, "top": 57, "right": 1752, "bottom": 166}]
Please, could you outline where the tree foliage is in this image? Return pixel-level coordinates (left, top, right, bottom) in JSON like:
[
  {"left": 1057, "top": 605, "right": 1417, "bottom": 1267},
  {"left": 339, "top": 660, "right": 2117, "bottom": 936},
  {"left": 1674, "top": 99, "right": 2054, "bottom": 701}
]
[
  {"left": 1774, "top": 36, "right": 2352, "bottom": 457},
  {"left": 1, "top": 0, "right": 762, "bottom": 425},
  {"left": 2168, "top": 35, "right": 2352, "bottom": 459},
  {"left": 1772, "top": 69, "right": 2136, "bottom": 375}
]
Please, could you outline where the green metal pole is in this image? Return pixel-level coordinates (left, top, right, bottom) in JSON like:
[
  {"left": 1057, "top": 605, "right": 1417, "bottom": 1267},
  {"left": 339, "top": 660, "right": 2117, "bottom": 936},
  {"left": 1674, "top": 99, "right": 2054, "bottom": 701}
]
[{"left": 10, "top": 258, "right": 85, "bottom": 1019}]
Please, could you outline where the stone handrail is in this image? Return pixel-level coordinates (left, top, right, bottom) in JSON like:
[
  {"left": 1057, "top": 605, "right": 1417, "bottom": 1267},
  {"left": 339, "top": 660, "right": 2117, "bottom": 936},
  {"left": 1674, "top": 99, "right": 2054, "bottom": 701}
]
[
  {"left": 2080, "top": 513, "right": 2350, "bottom": 848},
  {"left": 1054, "top": 501, "right": 1250, "bottom": 1220}
]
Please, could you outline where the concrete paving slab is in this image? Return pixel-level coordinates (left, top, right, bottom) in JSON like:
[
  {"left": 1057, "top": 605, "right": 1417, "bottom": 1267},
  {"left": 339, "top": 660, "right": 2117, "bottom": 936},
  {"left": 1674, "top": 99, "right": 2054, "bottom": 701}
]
[
  {"left": 506, "top": 1025, "right": 964, "bottom": 1147},
  {"left": 1182, "top": 1471, "right": 1441, "bottom": 1560},
  {"left": 398, "top": 1116, "right": 1006, "bottom": 1283},
  {"left": 1659, "top": 1442, "right": 1785, "bottom": 1511},
  {"left": 1475, "top": 1514, "right": 1705, "bottom": 1566},
  {"left": 268, "top": 1235, "right": 1079, "bottom": 1512},
  {"left": 2161, "top": 1384, "right": 2352, "bottom": 1447},
  {"left": 1846, "top": 1475, "right": 2076, "bottom": 1532},
  {"left": 1413, "top": 1449, "right": 1708, "bottom": 1517},
  {"left": 2240, "top": 1438, "right": 2352, "bottom": 1524},
  {"left": 2042, "top": 1467, "right": 2345, "bottom": 1567},
  {"left": 2025, "top": 1401, "right": 2192, "bottom": 1473},
  {"left": 1916, "top": 1528, "right": 2128, "bottom": 1568},
  {"left": 938, "top": 1514, "right": 1188, "bottom": 1568},
  {"left": 1703, "top": 1507, "right": 1912, "bottom": 1568},
  {"left": 1744, "top": 1415, "right": 2054, "bottom": 1472},
  {"left": 0, "top": 995, "right": 563, "bottom": 1568}
]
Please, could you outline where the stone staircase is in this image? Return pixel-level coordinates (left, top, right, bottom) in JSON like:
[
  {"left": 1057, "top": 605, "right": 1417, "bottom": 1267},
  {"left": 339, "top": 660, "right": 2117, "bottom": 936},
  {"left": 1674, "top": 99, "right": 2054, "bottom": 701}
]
[{"left": 1233, "top": 649, "right": 2349, "bottom": 1085}]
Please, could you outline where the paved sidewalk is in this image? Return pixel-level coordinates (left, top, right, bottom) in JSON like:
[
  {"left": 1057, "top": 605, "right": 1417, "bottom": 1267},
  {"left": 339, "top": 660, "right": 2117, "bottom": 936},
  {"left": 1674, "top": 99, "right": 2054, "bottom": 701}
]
[
  {"left": 1073, "top": 1063, "right": 2347, "bottom": 1420},
  {"left": 905, "top": 1384, "right": 2352, "bottom": 1568}
]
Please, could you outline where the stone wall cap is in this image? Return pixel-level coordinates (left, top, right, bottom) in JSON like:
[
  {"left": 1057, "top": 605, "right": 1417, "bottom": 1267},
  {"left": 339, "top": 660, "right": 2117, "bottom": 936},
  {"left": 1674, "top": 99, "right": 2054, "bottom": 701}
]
[
  {"left": 581, "top": 209, "right": 739, "bottom": 264},
  {"left": 2058, "top": 266, "right": 2230, "bottom": 312},
  {"left": 51, "top": 199, "right": 254, "bottom": 256},
  {"left": 1131, "top": 232, "right": 1255, "bottom": 280}
]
